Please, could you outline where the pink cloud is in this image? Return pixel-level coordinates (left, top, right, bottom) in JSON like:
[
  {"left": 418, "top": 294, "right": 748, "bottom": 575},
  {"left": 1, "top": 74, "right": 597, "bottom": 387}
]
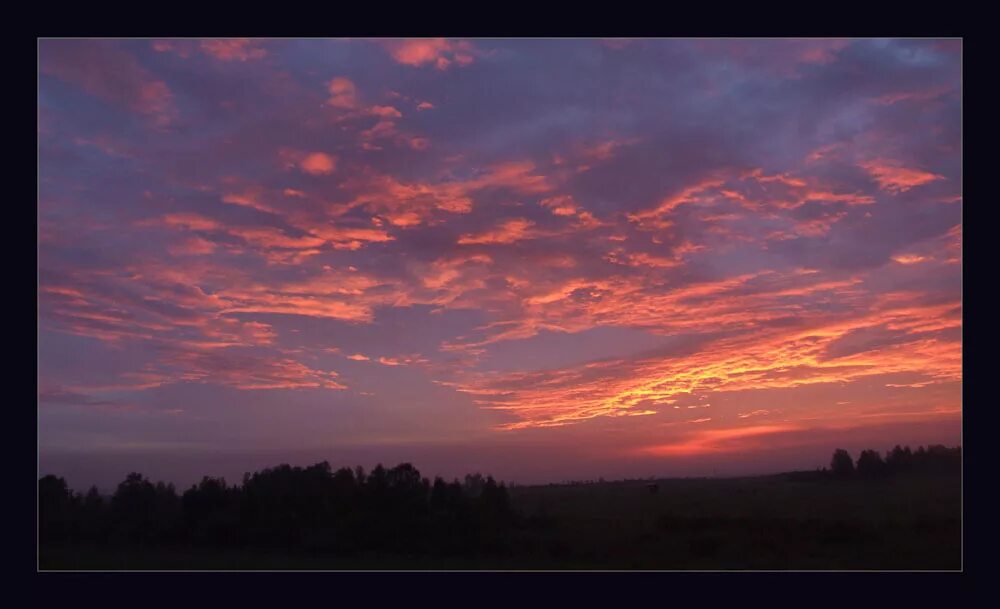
[
  {"left": 892, "top": 254, "right": 929, "bottom": 265},
  {"left": 200, "top": 39, "right": 268, "bottom": 61},
  {"left": 458, "top": 218, "right": 536, "bottom": 245},
  {"left": 638, "top": 424, "right": 804, "bottom": 456},
  {"left": 168, "top": 237, "right": 217, "bottom": 256},
  {"left": 386, "top": 39, "right": 477, "bottom": 70},
  {"left": 369, "top": 105, "right": 402, "bottom": 118},
  {"left": 539, "top": 196, "right": 578, "bottom": 216},
  {"left": 40, "top": 41, "right": 177, "bottom": 127},
  {"left": 299, "top": 152, "right": 337, "bottom": 175},
  {"left": 327, "top": 77, "right": 358, "bottom": 108},
  {"left": 407, "top": 137, "right": 430, "bottom": 150},
  {"left": 860, "top": 159, "right": 944, "bottom": 194},
  {"left": 222, "top": 191, "right": 276, "bottom": 213}
]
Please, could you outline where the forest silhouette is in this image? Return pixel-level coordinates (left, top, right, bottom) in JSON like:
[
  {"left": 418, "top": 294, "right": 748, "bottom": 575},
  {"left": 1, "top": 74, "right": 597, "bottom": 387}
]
[{"left": 38, "top": 445, "right": 961, "bottom": 569}]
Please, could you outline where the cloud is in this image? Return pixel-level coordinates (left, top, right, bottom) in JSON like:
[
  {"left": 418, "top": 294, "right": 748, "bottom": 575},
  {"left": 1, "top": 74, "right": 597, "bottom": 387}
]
[
  {"left": 860, "top": 159, "right": 944, "bottom": 193},
  {"left": 200, "top": 39, "right": 268, "bottom": 62},
  {"left": 39, "top": 40, "right": 177, "bottom": 127},
  {"left": 892, "top": 254, "right": 928, "bottom": 265},
  {"left": 38, "top": 39, "right": 961, "bottom": 466},
  {"left": 440, "top": 281, "right": 960, "bottom": 429},
  {"left": 638, "top": 424, "right": 804, "bottom": 456},
  {"left": 385, "top": 39, "right": 477, "bottom": 70},
  {"left": 335, "top": 162, "right": 551, "bottom": 228},
  {"left": 539, "top": 196, "right": 578, "bottom": 216},
  {"left": 327, "top": 77, "right": 358, "bottom": 108},
  {"left": 458, "top": 218, "right": 536, "bottom": 245},
  {"left": 168, "top": 236, "right": 217, "bottom": 256},
  {"left": 299, "top": 152, "right": 337, "bottom": 175},
  {"left": 369, "top": 105, "right": 402, "bottom": 119}
]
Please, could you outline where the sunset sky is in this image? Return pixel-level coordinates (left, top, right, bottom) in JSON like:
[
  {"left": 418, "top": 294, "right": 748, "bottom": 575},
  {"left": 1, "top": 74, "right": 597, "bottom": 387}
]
[{"left": 38, "top": 38, "right": 962, "bottom": 490}]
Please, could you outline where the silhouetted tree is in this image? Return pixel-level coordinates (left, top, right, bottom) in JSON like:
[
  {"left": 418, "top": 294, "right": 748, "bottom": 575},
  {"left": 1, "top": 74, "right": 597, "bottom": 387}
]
[
  {"left": 183, "top": 477, "right": 239, "bottom": 545},
  {"left": 479, "top": 476, "right": 512, "bottom": 524},
  {"left": 430, "top": 477, "right": 465, "bottom": 515},
  {"left": 917, "top": 444, "right": 962, "bottom": 472},
  {"left": 856, "top": 449, "right": 886, "bottom": 478},
  {"left": 47, "top": 450, "right": 958, "bottom": 564},
  {"left": 463, "top": 473, "right": 485, "bottom": 498},
  {"left": 79, "top": 486, "right": 107, "bottom": 541},
  {"left": 885, "top": 445, "right": 914, "bottom": 473},
  {"left": 108, "top": 472, "right": 181, "bottom": 543},
  {"left": 830, "top": 449, "right": 855, "bottom": 477},
  {"left": 39, "top": 475, "right": 77, "bottom": 543}
]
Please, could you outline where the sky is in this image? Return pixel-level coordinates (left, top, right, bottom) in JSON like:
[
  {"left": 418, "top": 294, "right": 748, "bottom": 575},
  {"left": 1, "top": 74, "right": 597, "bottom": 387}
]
[{"left": 38, "top": 38, "right": 962, "bottom": 491}]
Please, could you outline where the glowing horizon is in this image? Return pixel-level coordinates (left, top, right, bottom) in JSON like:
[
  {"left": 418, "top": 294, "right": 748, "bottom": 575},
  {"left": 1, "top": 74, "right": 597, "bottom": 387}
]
[{"left": 38, "top": 38, "right": 961, "bottom": 489}]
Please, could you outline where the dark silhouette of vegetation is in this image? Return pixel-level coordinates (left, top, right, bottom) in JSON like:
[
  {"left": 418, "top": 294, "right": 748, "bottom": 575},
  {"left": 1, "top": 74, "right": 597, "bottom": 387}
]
[
  {"left": 39, "top": 461, "right": 513, "bottom": 558},
  {"left": 830, "top": 449, "right": 855, "bottom": 477},
  {"left": 38, "top": 445, "right": 960, "bottom": 569},
  {"left": 856, "top": 450, "right": 886, "bottom": 478},
  {"left": 824, "top": 445, "right": 960, "bottom": 480}
]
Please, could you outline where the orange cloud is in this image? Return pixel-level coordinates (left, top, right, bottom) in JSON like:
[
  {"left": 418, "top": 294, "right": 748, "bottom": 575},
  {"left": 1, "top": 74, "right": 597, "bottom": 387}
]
[
  {"left": 337, "top": 162, "right": 550, "bottom": 229},
  {"left": 227, "top": 226, "right": 325, "bottom": 250},
  {"left": 439, "top": 273, "right": 960, "bottom": 429},
  {"left": 222, "top": 191, "right": 276, "bottom": 213},
  {"left": 386, "top": 39, "right": 476, "bottom": 70},
  {"left": 892, "top": 254, "right": 928, "bottom": 265},
  {"left": 458, "top": 218, "right": 536, "bottom": 245},
  {"left": 638, "top": 424, "right": 803, "bottom": 456},
  {"left": 605, "top": 250, "right": 682, "bottom": 269},
  {"left": 377, "top": 354, "right": 429, "bottom": 367},
  {"left": 572, "top": 138, "right": 639, "bottom": 172},
  {"left": 540, "top": 195, "right": 578, "bottom": 216},
  {"left": 628, "top": 169, "right": 879, "bottom": 234},
  {"left": 299, "top": 152, "right": 337, "bottom": 175},
  {"left": 630, "top": 177, "right": 728, "bottom": 220},
  {"left": 860, "top": 159, "right": 944, "bottom": 194}
]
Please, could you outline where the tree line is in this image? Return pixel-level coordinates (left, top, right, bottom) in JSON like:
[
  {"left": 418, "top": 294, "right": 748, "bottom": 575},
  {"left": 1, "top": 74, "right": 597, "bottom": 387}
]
[
  {"left": 38, "top": 461, "right": 515, "bottom": 556},
  {"left": 39, "top": 445, "right": 961, "bottom": 558},
  {"left": 826, "top": 444, "right": 961, "bottom": 478}
]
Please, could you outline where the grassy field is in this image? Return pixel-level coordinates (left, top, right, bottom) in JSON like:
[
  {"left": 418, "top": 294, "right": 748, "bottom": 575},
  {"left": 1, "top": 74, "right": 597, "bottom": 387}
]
[
  {"left": 39, "top": 470, "right": 961, "bottom": 570},
  {"left": 505, "top": 471, "right": 961, "bottom": 569}
]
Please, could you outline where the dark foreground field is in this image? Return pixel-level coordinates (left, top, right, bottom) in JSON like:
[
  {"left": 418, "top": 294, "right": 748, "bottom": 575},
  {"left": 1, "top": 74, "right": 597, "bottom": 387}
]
[{"left": 40, "top": 470, "right": 960, "bottom": 570}]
